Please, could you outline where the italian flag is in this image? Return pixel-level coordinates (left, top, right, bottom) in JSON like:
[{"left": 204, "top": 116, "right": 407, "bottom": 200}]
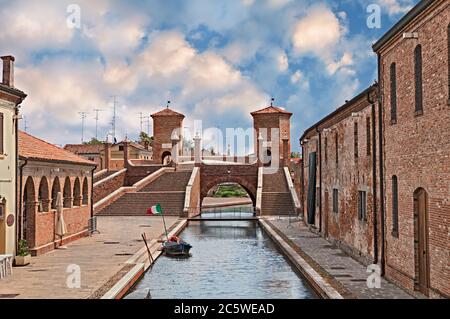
[{"left": 147, "top": 204, "right": 163, "bottom": 215}]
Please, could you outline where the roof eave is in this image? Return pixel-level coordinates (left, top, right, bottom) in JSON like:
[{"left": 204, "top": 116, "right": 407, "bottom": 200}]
[{"left": 372, "top": 0, "right": 435, "bottom": 52}]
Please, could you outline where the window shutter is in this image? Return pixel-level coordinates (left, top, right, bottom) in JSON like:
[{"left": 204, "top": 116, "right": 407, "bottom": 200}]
[
  {"left": 390, "top": 63, "right": 397, "bottom": 122},
  {"left": 414, "top": 45, "right": 423, "bottom": 113}
]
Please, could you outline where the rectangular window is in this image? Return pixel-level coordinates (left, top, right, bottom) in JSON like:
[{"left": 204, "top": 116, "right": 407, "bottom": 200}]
[
  {"left": 366, "top": 117, "right": 371, "bottom": 156},
  {"left": 414, "top": 45, "right": 423, "bottom": 114},
  {"left": 0, "top": 112, "right": 3, "bottom": 154},
  {"left": 358, "top": 191, "right": 367, "bottom": 221},
  {"left": 316, "top": 187, "right": 320, "bottom": 207},
  {"left": 119, "top": 145, "right": 124, "bottom": 151},
  {"left": 0, "top": 202, "right": 5, "bottom": 220},
  {"left": 390, "top": 63, "right": 397, "bottom": 123},
  {"left": 392, "top": 176, "right": 399, "bottom": 237},
  {"left": 324, "top": 137, "right": 328, "bottom": 164},
  {"left": 333, "top": 188, "right": 339, "bottom": 214},
  {"left": 335, "top": 133, "right": 339, "bottom": 165},
  {"left": 354, "top": 122, "right": 358, "bottom": 159}
]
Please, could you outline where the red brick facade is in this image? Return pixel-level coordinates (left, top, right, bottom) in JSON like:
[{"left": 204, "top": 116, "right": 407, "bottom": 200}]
[
  {"left": 151, "top": 107, "right": 184, "bottom": 164},
  {"left": 301, "top": 86, "right": 379, "bottom": 265},
  {"left": 20, "top": 164, "right": 94, "bottom": 256},
  {"left": 300, "top": 0, "right": 449, "bottom": 298},
  {"left": 374, "top": 0, "right": 450, "bottom": 298}
]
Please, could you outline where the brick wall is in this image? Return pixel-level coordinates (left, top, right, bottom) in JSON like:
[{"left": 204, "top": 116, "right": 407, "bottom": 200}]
[
  {"left": 152, "top": 113, "right": 183, "bottom": 164},
  {"left": 93, "top": 169, "right": 126, "bottom": 203},
  {"left": 378, "top": 0, "right": 450, "bottom": 298},
  {"left": 200, "top": 164, "right": 258, "bottom": 205},
  {"left": 301, "top": 86, "right": 379, "bottom": 265},
  {"left": 20, "top": 162, "right": 93, "bottom": 255}
]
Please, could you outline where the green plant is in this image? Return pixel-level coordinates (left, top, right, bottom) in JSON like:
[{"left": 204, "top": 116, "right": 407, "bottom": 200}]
[{"left": 17, "top": 239, "right": 30, "bottom": 256}]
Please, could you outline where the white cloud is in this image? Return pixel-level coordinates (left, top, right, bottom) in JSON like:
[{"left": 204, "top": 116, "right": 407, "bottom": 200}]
[
  {"left": 326, "top": 52, "right": 353, "bottom": 75},
  {"left": 292, "top": 5, "right": 344, "bottom": 58},
  {"left": 377, "top": 0, "right": 414, "bottom": 16},
  {"left": 277, "top": 51, "right": 289, "bottom": 72}
]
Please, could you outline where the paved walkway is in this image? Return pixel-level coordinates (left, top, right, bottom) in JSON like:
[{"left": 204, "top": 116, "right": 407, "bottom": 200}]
[
  {"left": 0, "top": 216, "right": 178, "bottom": 299},
  {"left": 266, "top": 217, "right": 414, "bottom": 299}
]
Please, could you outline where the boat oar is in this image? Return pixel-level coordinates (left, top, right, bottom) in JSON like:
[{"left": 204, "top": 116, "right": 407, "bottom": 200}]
[{"left": 141, "top": 233, "right": 154, "bottom": 266}]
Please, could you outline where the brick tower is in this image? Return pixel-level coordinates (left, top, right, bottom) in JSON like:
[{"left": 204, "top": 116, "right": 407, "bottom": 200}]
[
  {"left": 151, "top": 105, "right": 185, "bottom": 164},
  {"left": 251, "top": 103, "right": 292, "bottom": 167}
]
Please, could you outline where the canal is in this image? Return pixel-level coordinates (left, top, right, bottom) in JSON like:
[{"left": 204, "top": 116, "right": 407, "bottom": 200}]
[{"left": 126, "top": 216, "right": 316, "bottom": 299}]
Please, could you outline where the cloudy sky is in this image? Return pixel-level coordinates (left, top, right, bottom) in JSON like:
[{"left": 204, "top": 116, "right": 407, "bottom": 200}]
[{"left": 0, "top": 0, "right": 417, "bottom": 152}]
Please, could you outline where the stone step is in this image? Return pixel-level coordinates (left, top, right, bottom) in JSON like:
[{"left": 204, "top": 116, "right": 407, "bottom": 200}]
[
  {"left": 97, "top": 192, "right": 185, "bottom": 216},
  {"left": 261, "top": 192, "right": 295, "bottom": 215},
  {"left": 263, "top": 171, "right": 289, "bottom": 192},
  {"left": 139, "top": 171, "right": 192, "bottom": 192}
]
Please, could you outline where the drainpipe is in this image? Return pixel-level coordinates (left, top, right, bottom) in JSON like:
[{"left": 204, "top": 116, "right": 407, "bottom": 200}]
[
  {"left": 18, "top": 157, "right": 28, "bottom": 244},
  {"left": 377, "top": 53, "right": 386, "bottom": 275},
  {"left": 368, "top": 90, "right": 378, "bottom": 265},
  {"left": 300, "top": 140, "right": 305, "bottom": 220},
  {"left": 316, "top": 128, "right": 322, "bottom": 233},
  {"left": 14, "top": 105, "right": 20, "bottom": 252}
]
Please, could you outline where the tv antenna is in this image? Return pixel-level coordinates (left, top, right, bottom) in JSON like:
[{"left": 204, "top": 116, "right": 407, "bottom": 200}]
[
  {"left": 93, "top": 108, "right": 103, "bottom": 139},
  {"left": 78, "top": 112, "right": 88, "bottom": 143},
  {"left": 111, "top": 96, "right": 118, "bottom": 141}
]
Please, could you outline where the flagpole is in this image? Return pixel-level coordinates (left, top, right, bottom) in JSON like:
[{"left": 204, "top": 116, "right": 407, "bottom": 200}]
[{"left": 162, "top": 213, "right": 169, "bottom": 241}]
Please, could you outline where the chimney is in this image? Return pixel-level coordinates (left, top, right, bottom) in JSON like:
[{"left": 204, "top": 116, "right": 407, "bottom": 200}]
[{"left": 1, "top": 55, "right": 15, "bottom": 87}]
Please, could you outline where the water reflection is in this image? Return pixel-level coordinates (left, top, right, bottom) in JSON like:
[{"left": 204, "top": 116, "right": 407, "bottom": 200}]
[{"left": 127, "top": 220, "right": 316, "bottom": 299}]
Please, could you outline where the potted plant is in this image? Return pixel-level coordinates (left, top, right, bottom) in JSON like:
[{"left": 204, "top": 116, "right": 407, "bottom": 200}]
[{"left": 15, "top": 239, "right": 31, "bottom": 266}]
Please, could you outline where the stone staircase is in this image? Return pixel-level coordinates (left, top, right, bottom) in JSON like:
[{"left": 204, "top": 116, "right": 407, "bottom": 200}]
[
  {"left": 261, "top": 170, "right": 295, "bottom": 215},
  {"left": 97, "top": 170, "right": 192, "bottom": 216},
  {"left": 94, "top": 170, "right": 119, "bottom": 183}
]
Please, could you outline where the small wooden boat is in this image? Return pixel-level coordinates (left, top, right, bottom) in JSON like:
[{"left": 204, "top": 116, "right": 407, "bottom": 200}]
[{"left": 162, "top": 236, "right": 192, "bottom": 256}]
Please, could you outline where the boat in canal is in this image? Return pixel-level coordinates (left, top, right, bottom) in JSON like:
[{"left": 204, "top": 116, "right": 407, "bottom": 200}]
[{"left": 162, "top": 236, "right": 192, "bottom": 257}]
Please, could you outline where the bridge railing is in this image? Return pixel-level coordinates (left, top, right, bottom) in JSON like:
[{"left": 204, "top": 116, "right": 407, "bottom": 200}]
[{"left": 187, "top": 206, "right": 257, "bottom": 220}]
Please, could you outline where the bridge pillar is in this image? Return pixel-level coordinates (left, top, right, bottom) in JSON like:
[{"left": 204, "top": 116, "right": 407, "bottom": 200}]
[
  {"left": 257, "top": 132, "right": 264, "bottom": 167},
  {"left": 194, "top": 135, "right": 202, "bottom": 167},
  {"left": 171, "top": 130, "right": 180, "bottom": 166},
  {"left": 282, "top": 136, "right": 289, "bottom": 167}
]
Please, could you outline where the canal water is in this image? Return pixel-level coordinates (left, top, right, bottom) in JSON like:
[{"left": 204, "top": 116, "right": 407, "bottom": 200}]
[{"left": 126, "top": 217, "right": 316, "bottom": 299}]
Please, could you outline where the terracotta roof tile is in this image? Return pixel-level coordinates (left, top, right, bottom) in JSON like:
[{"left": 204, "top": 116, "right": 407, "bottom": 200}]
[
  {"left": 64, "top": 144, "right": 102, "bottom": 154},
  {"left": 251, "top": 106, "right": 292, "bottom": 116},
  {"left": 151, "top": 107, "right": 185, "bottom": 118},
  {"left": 19, "top": 131, "right": 96, "bottom": 166}
]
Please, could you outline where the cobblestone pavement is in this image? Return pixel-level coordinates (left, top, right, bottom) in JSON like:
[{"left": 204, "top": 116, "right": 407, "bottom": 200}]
[
  {"left": 0, "top": 216, "right": 178, "bottom": 299},
  {"left": 266, "top": 217, "right": 414, "bottom": 299}
]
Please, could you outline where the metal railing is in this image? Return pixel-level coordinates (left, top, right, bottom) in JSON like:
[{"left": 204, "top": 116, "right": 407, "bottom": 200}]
[{"left": 188, "top": 206, "right": 257, "bottom": 220}]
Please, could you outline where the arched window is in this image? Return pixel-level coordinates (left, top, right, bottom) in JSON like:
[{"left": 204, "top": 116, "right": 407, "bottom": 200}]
[
  {"left": 38, "top": 177, "right": 49, "bottom": 212},
  {"left": 82, "top": 177, "right": 89, "bottom": 205},
  {"left": 390, "top": 62, "right": 397, "bottom": 123},
  {"left": 63, "top": 177, "right": 71, "bottom": 208},
  {"left": 414, "top": 45, "right": 423, "bottom": 114},
  {"left": 22, "top": 177, "right": 36, "bottom": 242},
  {"left": 392, "top": 175, "right": 399, "bottom": 237},
  {"left": 73, "top": 177, "right": 81, "bottom": 207},
  {"left": 51, "top": 177, "right": 61, "bottom": 209}
]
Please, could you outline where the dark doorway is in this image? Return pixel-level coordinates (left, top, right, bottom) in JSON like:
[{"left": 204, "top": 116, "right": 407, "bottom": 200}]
[
  {"left": 162, "top": 151, "right": 172, "bottom": 165},
  {"left": 414, "top": 187, "right": 430, "bottom": 296},
  {"left": 263, "top": 149, "right": 272, "bottom": 167}
]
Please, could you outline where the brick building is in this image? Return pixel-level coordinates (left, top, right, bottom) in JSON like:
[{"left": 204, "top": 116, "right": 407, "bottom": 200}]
[
  {"left": 19, "top": 131, "right": 96, "bottom": 255},
  {"left": 373, "top": 0, "right": 449, "bottom": 298},
  {"left": 251, "top": 105, "right": 292, "bottom": 167},
  {"left": 301, "top": 85, "right": 379, "bottom": 265},
  {"left": 64, "top": 144, "right": 103, "bottom": 172},
  {"left": 300, "top": 0, "right": 449, "bottom": 298},
  {"left": 151, "top": 106, "right": 184, "bottom": 165}
]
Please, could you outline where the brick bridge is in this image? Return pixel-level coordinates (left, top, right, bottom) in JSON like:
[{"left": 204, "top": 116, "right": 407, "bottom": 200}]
[{"left": 94, "top": 104, "right": 302, "bottom": 218}]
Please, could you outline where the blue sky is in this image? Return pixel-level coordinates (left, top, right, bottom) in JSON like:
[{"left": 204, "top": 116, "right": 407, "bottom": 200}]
[{"left": 0, "top": 0, "right": 418, "bottom": 153}]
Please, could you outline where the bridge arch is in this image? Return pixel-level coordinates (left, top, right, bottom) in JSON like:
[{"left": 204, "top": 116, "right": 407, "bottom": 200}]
[{"left": 199, "top": 163, "right": 258, "bottom": 208}]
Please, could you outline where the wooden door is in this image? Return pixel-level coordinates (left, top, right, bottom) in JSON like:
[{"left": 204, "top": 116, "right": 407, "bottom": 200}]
[{"left": 414, "top": 188, "right": 429, "bottom": 296}]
